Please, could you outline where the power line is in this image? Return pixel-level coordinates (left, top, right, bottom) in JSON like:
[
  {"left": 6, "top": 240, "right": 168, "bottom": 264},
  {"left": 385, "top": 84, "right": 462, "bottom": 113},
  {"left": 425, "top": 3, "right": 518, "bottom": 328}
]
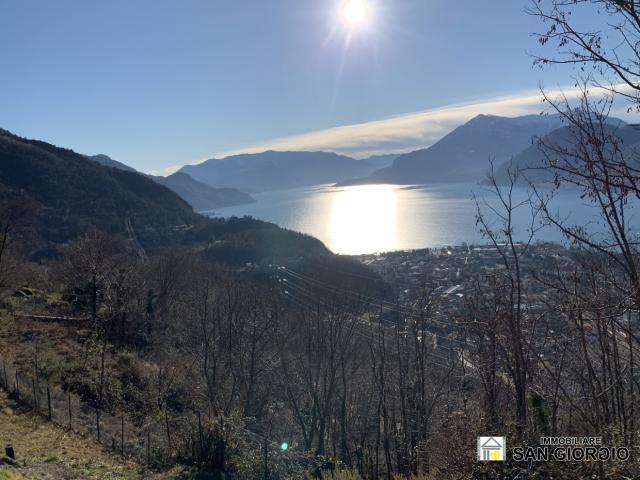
[{"left": 278, "top": 266, "right": 467, "bottom": 346}]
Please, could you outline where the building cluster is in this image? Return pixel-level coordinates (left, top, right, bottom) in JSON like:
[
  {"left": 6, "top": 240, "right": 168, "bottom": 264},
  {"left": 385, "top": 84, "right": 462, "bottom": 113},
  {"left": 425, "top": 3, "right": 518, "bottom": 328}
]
[{"left": 353, "top": 242, "right": 578, "bottom": 348}]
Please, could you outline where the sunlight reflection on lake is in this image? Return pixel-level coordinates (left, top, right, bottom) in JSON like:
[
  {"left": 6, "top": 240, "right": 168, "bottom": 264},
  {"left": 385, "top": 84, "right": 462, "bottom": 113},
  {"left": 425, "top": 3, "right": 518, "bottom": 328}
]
[
  {"left": 209, "top": 183, "right": 632, "bottom": 255},
  {"left": 329, "top": 185, "right": 398, "bottom": 255}
]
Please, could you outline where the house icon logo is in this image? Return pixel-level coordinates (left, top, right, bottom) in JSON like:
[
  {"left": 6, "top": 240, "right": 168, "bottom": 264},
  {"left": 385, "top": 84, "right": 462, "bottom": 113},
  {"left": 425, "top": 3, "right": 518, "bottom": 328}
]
[{"left": 477, "top": 436, "right": 505, "bottom": 461}]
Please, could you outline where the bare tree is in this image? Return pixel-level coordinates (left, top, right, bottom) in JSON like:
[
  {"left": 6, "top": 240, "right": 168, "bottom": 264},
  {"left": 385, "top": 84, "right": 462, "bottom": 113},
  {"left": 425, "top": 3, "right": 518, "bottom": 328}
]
[
  {"left": 529, "top": 0, "right": 640, "bottom": 104},
  {"left": 474, "top": 162, "right": 546, "bottom": 436},
  {"left": 525, "top": 0, "right": 640, "bottom": 459},
  {"left": 534, "top": 90, "right": 640, "bottom": 308},
  {"left": 0, "top": 201, "right": 33, "bottom": 293}
]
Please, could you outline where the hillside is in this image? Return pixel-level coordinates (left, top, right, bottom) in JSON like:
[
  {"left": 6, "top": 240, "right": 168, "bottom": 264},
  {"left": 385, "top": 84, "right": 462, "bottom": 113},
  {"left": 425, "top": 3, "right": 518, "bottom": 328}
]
[
  {"left": 89, "top": 154, "right": 255, "bottom": 212},
  {"left": 0, "top": 389, "right": 176, "bottom": 480},
  {"left": 0, "top": 129, "right": 199, "bottom": 251},
  {"left": 0, "top": 389, "right": 188, "bottom": 480},
  {"left": 180, "top": 150, "right": 383, "bottom": 193},
  {"left": 492, "top": 121, "right": 640, "bottom": 185},
  {"left": 0, "top": 129, "right": 329, "bottom": 263},
  {"left": 338, "top": 114, "right": 564, "bottom": 186},
  {"left": 153, "top": 172, "right": 255, "bottom": 212}
]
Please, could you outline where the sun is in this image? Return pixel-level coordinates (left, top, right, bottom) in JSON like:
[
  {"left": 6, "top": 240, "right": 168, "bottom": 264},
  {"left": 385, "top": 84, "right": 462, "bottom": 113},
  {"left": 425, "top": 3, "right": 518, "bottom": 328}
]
[{"left": 342, "top": 0, "right": 368, "bottom": 26}]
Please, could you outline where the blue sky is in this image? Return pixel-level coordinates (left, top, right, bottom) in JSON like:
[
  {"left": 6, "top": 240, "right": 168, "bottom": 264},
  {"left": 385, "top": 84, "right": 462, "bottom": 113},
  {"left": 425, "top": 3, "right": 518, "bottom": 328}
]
[{"left": 0, "top": 1, "right": 599, "bottom": 173}]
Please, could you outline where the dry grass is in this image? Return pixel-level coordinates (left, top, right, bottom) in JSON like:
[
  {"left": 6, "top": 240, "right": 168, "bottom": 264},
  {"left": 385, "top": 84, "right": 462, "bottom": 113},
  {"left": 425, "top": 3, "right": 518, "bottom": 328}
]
[
  {"left": 0, "top": 309, "right": 86, "bottom": 374},
  {"left": 0, "top": 470, "right": 26, "bottom": 480},
  {"left": 0, "top": 389, "right": 184, "bottom": 480}
]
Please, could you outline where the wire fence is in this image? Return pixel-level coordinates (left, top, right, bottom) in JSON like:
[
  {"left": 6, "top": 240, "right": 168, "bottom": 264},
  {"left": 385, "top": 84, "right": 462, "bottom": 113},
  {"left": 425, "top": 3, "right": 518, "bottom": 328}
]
[{"left": 0, "top": 354, "right": 221, "bottom": 469}]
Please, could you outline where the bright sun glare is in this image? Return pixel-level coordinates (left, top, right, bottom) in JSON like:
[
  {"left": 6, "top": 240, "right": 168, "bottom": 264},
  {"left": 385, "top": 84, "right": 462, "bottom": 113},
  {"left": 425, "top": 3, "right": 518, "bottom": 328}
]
[{"left": 342, "top": 0, "right": 368, "bottom": 26}]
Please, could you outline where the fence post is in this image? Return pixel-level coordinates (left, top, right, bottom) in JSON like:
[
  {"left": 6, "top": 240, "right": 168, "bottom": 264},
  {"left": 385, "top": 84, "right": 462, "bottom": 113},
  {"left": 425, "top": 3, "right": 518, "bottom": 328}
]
[
  {"left": 32, "top": 377, "right": 38, "bottom": 412},
  {"left": 263, "top": 431, "right": 269, "bottom": 480},
  {"left": 197, "top": 411, "right": 203, "bottom": 460},
  {"left": 15, "top": 371, "right": 19, "bottom": 399},
  {"left": 2, "top": 359, "right": 7, "bottom": 389},
  {"left": 46, "top": 384, "right": 52, "bottom": 420},
  {"left": 68, "top": 392, "right": 72, "bottom": 429},
  {"left": 121, "top": 414, "right": 124, "bottom": 455},
  {"left": 164, "top": 409, "right": 172, "bottom": 455},
  {"left": 96, "top": 408, "right": 101, "bottom": 442}
]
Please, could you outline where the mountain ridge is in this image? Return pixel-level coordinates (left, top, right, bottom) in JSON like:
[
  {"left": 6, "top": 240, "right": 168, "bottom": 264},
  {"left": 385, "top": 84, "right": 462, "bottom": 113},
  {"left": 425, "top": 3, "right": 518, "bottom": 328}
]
[
  {"left": 89, "top": 154, "right": 137, "bottom": 172},
  {"left": 180, "top": 150, "right": 396, "bottom": 193},
  {"left": 337, "top": 113, "right": 566, "bottom": 186}
]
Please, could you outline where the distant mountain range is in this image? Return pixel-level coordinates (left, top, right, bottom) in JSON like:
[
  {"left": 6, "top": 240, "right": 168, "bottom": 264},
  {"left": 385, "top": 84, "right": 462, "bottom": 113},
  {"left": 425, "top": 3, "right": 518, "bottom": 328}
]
[
  {"left": 89, "top": 112, "right": 639, "bottom": 203},
  {"left": 90, "top": 154, "right": 254, "bottom": 212},
  {"left": 180, "top": 151, "right": 396, "bottom": 193},
  {"left": 338, "top": 114, "right": 566, "bottom": 186}
]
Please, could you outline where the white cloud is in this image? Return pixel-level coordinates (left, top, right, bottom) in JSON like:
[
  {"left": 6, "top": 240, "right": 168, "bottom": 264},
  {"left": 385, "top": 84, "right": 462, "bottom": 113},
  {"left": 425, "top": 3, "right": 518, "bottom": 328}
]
[{"left": 164, "top": 84, "right": 634, "bottom": 175}]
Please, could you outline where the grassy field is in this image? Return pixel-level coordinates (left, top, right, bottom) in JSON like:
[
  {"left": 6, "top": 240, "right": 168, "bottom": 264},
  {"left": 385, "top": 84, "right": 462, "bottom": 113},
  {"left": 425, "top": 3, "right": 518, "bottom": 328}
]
[{"left": 0, "top": 389, "right": 184, "bottom": 480}]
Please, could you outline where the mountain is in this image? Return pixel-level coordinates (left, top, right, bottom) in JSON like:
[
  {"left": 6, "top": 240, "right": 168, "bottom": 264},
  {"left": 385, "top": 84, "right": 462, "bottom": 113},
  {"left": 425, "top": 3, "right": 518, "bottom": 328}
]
[
  {"left": 0, "top": 128, "right": 329, "bottom": 262},
  {"left": 89, "top": 154, "right": 137, "bottom": 172},
  {"left": 338, "top": 114, "right": 565, "bottom": 186},
  {"left": 492, "top": 120, "right": 639, "bottom": 185},
  {"left": 153, "top": 172, "right": 255, "bottom": 212},
  {"left": 358, "top": 154, "right": 398, "bottom": 172},
  {"left": 0, "top": 129, "right": 198, "bottom": 250},
  {"left": 88, "top": 154, "right": 255, "bottom": 212},
  {"left": 180, "top": 151, "right": 383, "bottom": 193}
]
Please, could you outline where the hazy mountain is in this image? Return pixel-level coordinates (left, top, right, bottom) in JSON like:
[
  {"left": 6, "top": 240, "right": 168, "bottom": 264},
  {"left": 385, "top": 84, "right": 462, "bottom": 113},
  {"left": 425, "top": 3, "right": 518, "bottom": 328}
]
[
  {"left": 0, "top": 128, "right": 329, "bottom": 262},
  {"left": 153, "top": 172, "right": 255, "bottom": 212},
  {"left": 358, "top": 154, "right": 399, "bottom": 172},
  {"left": 180, "top": 151, "right": 384, "bottom": 193},
  {"left": 338, "top": 114, "right": 565, "bottom": 186},
  {"left": 89, "top": 153, "right": 254, "bottom": 212},
  {"left": 89, "top": 154, "right": 137, "bottom": 172},
  {"left": 492, "top": 120, "right": 639, "bottom": 185}
]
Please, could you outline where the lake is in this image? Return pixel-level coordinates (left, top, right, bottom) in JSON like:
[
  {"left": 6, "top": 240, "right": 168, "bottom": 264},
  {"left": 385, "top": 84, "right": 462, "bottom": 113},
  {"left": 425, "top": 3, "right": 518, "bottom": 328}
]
[{"left": 208, "top": 183, "right": 635, "bottom": 255}]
